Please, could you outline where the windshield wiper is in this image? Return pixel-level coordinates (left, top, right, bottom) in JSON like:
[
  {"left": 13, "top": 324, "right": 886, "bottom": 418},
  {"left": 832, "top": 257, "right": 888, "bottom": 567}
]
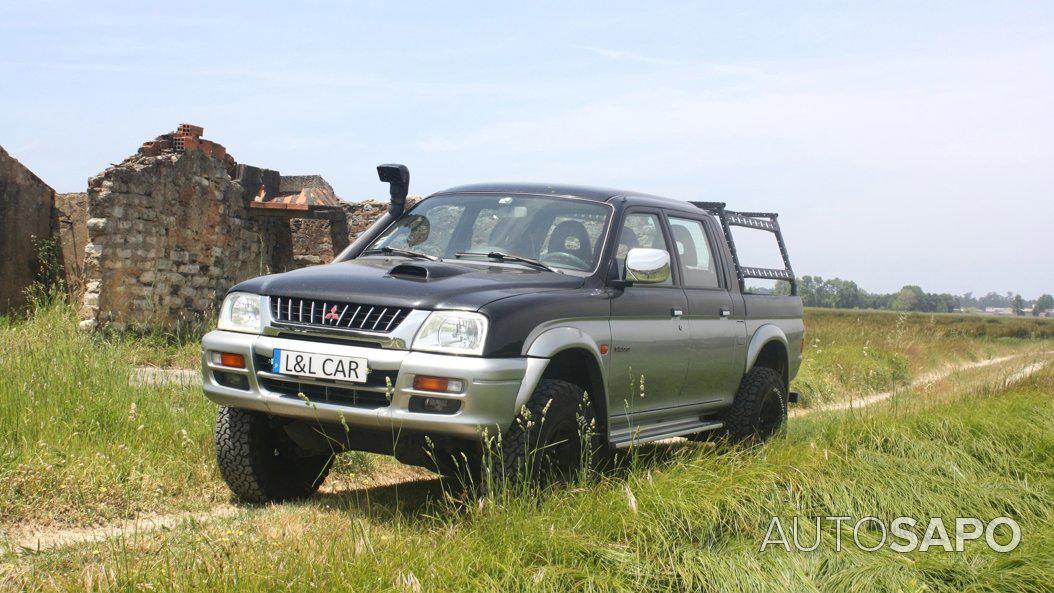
[
  {"left": 364, "top": 246, "right": 439, "bottom": 261},
  {"left": 455, "top": 251, "right": 558, "bottom": 273}
]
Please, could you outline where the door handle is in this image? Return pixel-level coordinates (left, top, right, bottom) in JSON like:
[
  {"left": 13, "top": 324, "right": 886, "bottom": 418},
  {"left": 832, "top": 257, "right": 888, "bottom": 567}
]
[
  {"left": 672, "top": 308, "right": 684, "bottom": 317},
  {"left": 719, "top": 307, "right": 731, "bottom": 318}
]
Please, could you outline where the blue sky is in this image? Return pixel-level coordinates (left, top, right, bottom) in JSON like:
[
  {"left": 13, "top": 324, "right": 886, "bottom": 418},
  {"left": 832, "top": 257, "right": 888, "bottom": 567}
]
[{"left": 2, "top": 1, "right": 1051, "bottom": 296}]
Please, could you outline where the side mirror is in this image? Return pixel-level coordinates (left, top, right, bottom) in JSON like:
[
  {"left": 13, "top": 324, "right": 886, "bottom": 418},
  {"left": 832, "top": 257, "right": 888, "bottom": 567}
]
[{"left": 624, "top": 248, "right": 671, "bottom": 284}]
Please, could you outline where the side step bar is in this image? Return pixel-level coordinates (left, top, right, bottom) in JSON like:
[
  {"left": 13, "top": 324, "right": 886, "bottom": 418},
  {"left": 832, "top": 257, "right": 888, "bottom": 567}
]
[{"left": 610, "top": 417, "right": 724, "bottom": 449}]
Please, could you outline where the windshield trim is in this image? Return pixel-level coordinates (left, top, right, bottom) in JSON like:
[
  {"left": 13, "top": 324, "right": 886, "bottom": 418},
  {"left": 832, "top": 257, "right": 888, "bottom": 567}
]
[{"left": 360, "top": 192, "right": 617, "bottom": 276}]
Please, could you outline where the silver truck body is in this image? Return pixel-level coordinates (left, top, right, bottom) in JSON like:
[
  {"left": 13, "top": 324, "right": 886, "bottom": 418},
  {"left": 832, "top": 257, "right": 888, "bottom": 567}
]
[{"left": 203, "top": 184, "right": 804, "bottom": 449}]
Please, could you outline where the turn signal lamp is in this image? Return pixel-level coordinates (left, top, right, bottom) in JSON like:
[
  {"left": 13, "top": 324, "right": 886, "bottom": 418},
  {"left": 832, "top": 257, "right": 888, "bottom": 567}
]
[
  {"left": 413, "top": 375, "right": 465, "bottom": 393},
  {"left": 214, "top": 352, "right": 246, "bottom": 369}
]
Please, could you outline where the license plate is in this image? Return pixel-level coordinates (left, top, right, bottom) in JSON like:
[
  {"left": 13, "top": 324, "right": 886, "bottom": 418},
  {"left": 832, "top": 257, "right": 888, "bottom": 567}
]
[{"left": 272, "top": 349, "right": 368, "bottom": 383}]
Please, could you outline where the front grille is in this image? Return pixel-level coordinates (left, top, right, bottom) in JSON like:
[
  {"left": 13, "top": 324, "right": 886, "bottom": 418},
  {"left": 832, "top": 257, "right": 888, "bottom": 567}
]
[
  {"left": 270, "top": 296, "right": 411, "bottom": 333},
  {"left": 259, "top": 378, "right": 391, "bottom": 409},
  {"left": 275, "top": 333, "right": 382, "bottom": 349}
]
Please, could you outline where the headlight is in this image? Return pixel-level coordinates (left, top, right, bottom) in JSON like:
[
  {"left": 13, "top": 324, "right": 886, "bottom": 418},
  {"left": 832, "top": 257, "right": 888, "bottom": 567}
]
[
  {"left": 412, "top": 311, "right": 488, "bottom": 355},
  {"left": 217, "top": 292, "right": 264, "bottom": 334}
]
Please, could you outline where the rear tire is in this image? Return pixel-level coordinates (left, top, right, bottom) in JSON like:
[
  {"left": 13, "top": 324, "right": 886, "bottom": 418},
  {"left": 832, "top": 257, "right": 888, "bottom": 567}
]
[
  {"left": 215, "top": 406, "right": 333, "bottom": 503},
  {"left": 722, "top": 367, "right": 787, "bottom": 444}
]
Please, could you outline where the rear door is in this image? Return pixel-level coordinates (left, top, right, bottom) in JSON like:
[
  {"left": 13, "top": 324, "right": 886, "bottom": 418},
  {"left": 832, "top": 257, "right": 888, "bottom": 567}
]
[
  {"left": 608, "top": 209, "right": 689, "bottom": 416},
  {"left": 667, "top": 214, "right": 745, "bottom": 405}
]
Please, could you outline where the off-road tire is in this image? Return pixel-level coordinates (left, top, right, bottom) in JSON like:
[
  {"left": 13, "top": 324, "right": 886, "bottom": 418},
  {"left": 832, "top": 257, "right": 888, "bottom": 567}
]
[
  {"left": 215, "top": 406, "right": 333, "bottom": 503},
  {"left": 485, "top": 379, "right": 604, "bottom": 490},
  {"left": 430, "top": 447, "right": 482, "bottom": 487},
  {"left": 722, "top": 367, "right": 787, "bottom": 444}
]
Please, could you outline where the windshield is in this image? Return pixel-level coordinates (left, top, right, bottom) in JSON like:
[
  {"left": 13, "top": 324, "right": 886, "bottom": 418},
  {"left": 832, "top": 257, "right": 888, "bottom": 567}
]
[{"left": 363, "top": 194, "right": 612, "bottom": 273}]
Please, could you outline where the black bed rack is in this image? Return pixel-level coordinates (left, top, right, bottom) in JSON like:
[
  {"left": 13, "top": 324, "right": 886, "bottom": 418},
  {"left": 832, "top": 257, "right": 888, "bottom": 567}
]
[{"left": 689, "top": 201, "right": 797, "bottom": 296}]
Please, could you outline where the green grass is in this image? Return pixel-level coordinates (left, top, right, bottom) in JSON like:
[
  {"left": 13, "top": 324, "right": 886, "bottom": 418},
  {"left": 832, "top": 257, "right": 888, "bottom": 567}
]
[
  {"left": 1, "top": 301, "right": 1053, "bottom": 592},
  {"left": 0, "top": 304, "right": 225, "bottom": 526},
  {"left": 117, "top": 331, "right": 202, "bottom": 370},
  {"left": 795, "top": 308, "right": 1053, "bottom": 406},
  {"left": 7, "top": 361, "right": 1054, "bottom": 592},
  {"left": 0, "top": 303, "right": 1049, "bottom": 528}
]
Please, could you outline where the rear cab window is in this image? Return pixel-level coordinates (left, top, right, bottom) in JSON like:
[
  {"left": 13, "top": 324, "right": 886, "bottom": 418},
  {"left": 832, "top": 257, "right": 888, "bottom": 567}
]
[{"left": 668, "top": 216, "right": 721, "bottom": 289}]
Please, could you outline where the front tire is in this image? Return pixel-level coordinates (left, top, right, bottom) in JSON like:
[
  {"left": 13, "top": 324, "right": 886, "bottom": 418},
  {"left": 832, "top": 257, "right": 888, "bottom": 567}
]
[
  {"left": 485, "top": 379, "right": 604, "bottom": 490},
  {"left": 723, "top": 367, "right": 787, "bottom": 444},
  {"left": 215, "top": 406, "right": 333, "bottom": 503}
]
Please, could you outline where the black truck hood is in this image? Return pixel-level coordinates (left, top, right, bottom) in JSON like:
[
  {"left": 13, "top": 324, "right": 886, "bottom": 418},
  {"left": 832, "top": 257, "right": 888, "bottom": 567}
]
[{"left": 230, "top": 258, "right": 586, "bottom": 310}]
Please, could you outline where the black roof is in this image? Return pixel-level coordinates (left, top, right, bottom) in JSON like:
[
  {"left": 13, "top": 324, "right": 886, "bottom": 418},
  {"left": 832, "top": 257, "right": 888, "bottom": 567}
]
[{"left": 431, "top": 182, "right": 701, "bottom": 214}]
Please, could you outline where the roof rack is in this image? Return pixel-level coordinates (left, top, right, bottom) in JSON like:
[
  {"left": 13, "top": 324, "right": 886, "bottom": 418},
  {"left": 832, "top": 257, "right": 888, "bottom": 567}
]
[{"left": 689, "top": 202, "right": 797, "bottom": 296}]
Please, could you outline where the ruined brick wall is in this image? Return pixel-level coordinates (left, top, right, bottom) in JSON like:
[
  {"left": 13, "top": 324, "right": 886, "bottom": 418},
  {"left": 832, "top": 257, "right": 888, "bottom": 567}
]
[
  {"left": 0, "top": 146, "right": 55, "bottom": 313},
  {"left": 281, "top": 175, "right": 334, "bottom": 194},
  {"left": 52, "top": 192, "right": 89, "bottom": 294},
  {"left": 289, "top": 218, "right": 340, "bottom": 267},
  {"left": 342, "top": 200, "right": 391, "bottom": 242},
  {"left": 3, "top": 123, "right": 419, "bottom": 329},
  {"left": 79, "top": 150, "right": 273, "bottom": 330},
  {"left": 284, "top": 200, "right": 393, "bottom": 269}
]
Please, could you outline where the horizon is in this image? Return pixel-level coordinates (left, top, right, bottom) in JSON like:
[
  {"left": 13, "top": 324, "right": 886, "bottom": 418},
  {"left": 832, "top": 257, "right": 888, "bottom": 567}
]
[{"left": 2, "top": 1, "right": 1051, "bottom": 296}]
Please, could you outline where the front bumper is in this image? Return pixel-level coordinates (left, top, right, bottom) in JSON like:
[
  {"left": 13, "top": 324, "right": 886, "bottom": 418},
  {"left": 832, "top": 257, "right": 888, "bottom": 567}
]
[{"left": 201, "top": 330, "right": 547, "bottom": 440}]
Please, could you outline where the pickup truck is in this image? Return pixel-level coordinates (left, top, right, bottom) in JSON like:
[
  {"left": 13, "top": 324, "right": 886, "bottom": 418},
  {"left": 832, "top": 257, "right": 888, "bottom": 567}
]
[{"left": 201, "top": 165, "right": 805, "bottom": 502}]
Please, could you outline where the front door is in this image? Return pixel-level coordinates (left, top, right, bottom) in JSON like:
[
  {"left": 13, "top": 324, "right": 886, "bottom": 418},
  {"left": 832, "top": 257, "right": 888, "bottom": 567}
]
[
  {"left": 608, "top": 211, "right": 689, "bottom": 418},
  {"left": 667, "top": 215, "right": 744, "bottom": 406}
]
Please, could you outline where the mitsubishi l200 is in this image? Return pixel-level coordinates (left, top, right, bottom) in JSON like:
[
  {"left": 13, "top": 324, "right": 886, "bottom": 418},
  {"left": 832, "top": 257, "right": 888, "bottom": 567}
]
[{"left": 201, "top": 165, "right": 804, "bottom": 501}]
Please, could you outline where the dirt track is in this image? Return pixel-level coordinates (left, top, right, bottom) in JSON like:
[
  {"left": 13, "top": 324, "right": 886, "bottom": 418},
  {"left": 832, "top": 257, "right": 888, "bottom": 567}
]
[{"left": 789, "top": 352, "right": 1051, "bottom": 417}]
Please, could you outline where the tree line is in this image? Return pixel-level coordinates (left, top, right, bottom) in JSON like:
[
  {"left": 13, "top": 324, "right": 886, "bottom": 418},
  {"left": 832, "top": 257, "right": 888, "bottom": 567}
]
[{"left": 756, "top": 276, "right": 1054, "bottom": 315}]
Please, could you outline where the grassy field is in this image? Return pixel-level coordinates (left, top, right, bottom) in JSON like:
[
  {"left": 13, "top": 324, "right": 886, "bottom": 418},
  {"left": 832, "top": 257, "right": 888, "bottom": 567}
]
[
  {"left": 794, "top": 308, "right": 1053, "bottom": 406},
  {"left": 0, "top": 305, "right": 226, "bottom": 527},
  {"left": 1, "top": 302, "right": 1052, "bottom": 591}
]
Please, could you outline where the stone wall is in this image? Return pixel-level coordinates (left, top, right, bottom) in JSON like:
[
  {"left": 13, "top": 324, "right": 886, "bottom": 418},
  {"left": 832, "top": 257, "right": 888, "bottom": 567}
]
[
  {"left": 2, "top": 127, "right": 408, "bottom": 330},
  {"left": 0, "top": 146, "right": 56, "bottom": 313},
  {"left": 52, "top": 192, "right": 89, "bottom": 293},
  {"left": 342, "top": 200, "right": 392, "bottom": 240},
  {"left": 287, "top": 200, "right": 391, "bottom": 268},
  {"left": 79, "top": 150, "right": 274, "bottom": 330},
  {"left": 75, "top": 152, "right": 403, "bottom": 330},
  {"left": 289, "top": 218, "right": 341, "bottom": 267}
]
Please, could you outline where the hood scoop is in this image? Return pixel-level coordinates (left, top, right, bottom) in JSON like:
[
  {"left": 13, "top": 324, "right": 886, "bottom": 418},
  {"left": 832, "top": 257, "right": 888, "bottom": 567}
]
[{"left": 388, "top": 261, "right": 473, "bottom": 281}]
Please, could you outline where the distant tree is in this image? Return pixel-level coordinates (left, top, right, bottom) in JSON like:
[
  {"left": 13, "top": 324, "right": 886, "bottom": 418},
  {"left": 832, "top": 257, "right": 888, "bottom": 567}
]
[
  {"left": 772, "top": 280, "right": 793, "bottom": 296},
  {"left": 797, "top": 276, "right": 825, "bottom": 307},
  {"left": 1011, "top": 294, "right": 1025, "bottom": 315},
  {"left": 926, "top": 293, "right": 959, "bottom": 313},
  {"left": 827, "top": 278, "right": 862, "bottom": 309},
  {"left": 943, "top": 294, "right": 960, "bottom": 312},
  {"left": 867, "top": 292, "right": 895, "bottom": 310},
  {"left": 892, "top": 285, "right": 924, "bottom": 311},
  {"left": 978, "top": 292, "right": 1010, "bottom": 309},
  {"left": 790, "top": 275, "right": 1035, "bottom": 315},
  {"left": 1033, "top": 294, "right": 1053, "bottom": 316}
]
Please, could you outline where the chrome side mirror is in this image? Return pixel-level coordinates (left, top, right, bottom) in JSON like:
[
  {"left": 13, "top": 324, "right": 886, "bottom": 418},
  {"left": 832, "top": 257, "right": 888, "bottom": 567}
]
[{"left": 624, "top": 248, "right": 670, "bottom": 284}]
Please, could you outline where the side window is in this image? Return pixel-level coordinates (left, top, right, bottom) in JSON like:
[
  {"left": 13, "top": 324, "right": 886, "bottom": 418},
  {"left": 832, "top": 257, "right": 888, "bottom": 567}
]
[
  {"left": 617, "top": 213, "right": 672, "bottom": 286},
  {"left": 668, "top": 217, "right": 720, "bottom": 288}
]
